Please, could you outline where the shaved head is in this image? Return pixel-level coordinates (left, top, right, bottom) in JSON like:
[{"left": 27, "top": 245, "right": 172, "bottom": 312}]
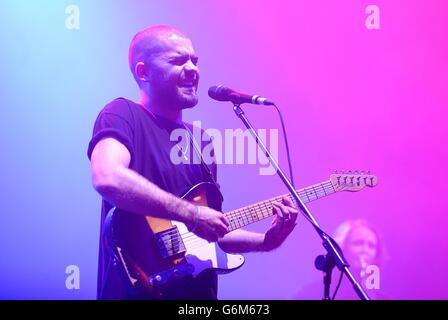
[
  {"left": 128, "top": 25, "right": 200, "bottom": 112},
  {"left": 128, "top": 25, "right": 189, "bottom": 84}
]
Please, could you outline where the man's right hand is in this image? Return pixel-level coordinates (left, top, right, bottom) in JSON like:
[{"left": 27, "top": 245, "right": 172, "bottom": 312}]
[{"left": 187, "top": 206, "right": 229, "bottom": 242}]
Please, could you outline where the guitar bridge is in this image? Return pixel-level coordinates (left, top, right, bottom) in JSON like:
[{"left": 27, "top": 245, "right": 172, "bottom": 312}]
[{"left": 154, "top": 226, "right": 186, "bottom": 259}]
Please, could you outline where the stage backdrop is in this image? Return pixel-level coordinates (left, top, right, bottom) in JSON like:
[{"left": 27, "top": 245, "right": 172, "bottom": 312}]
[{"left": 0, "top": 0, "right": 447, "bottom": 299}]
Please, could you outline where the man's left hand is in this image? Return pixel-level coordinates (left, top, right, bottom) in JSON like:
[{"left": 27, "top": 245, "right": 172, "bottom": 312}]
[{"left": 263, "top": 196, "right": 300, "bottom": 251}]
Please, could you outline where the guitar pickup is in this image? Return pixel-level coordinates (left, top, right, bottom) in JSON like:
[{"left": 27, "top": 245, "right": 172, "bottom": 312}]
[
  {"left": 154, "top": 226, "right": 186, "bottom": 259},
  {"left": 148, "top": 263, "right": 194, "bottom": 287}
]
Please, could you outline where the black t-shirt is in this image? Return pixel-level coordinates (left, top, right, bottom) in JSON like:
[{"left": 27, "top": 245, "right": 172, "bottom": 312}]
[{"left": 87, "top": 97, "right": 219, "bottom": 300}]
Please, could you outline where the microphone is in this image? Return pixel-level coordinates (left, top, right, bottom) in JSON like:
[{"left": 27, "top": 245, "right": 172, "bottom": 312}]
[{"left": 208, "top": 85, "right": 275, "bottom": 106}]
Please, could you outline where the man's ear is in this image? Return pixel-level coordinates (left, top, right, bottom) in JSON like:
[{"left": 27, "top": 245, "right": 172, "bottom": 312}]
[{"left": 135, "top": 62, "right": 149, "bottom": 82}]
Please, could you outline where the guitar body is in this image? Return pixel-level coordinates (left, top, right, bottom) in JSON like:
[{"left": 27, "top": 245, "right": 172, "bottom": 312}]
[
  {"left": 103, "top": 171, "right": 377, "bottom": 295},
  {"left": 104, "top": 182, "right": 245, "bottom": 294}
]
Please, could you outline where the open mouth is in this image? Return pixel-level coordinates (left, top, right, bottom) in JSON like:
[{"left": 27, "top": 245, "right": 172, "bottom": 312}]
[
  {"left": 179, "top": 79, "right": 196, "bottom": 85},
  {"left": 178, "top": 81, "right": 197, "bottom": 92},
  {"left": 179, "top": 83, "right": 195, "bottom": 88},
  {"left": 178, "top": 76, "right": 198, "bottom": 90}
]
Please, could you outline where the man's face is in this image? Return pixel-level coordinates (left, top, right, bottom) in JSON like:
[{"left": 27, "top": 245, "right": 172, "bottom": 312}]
[
  {"left": 344, "top": 226, "right": 378, "bottom": 270},
  {"left": 146, "top": 34, "right": 199, "bottom": 110}
]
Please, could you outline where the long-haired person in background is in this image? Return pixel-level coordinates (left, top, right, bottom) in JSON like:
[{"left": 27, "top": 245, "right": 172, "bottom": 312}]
[{"left": 294, "top": 219, "right": 389, "bottom": 300}]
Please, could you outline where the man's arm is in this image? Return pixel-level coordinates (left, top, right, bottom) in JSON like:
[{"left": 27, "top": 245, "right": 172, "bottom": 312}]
[
  {"left": 217, "top": 229, "right": 266, "bottom": 253},
  {"left": 218, "top": 197, "right": 299, "bottom": 253},
  {"left": 90, "top": 137, "right": 228, "bottom": 242}
]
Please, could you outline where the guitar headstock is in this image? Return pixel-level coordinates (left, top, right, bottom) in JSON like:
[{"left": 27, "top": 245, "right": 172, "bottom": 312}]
[{"left": 330, "top": 171, "right": 378, "bottom": 192}]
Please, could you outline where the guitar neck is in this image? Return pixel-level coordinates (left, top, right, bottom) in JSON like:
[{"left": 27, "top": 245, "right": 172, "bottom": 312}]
[{"left": 224, "top": 180, "right": 336, "bottom": 231}]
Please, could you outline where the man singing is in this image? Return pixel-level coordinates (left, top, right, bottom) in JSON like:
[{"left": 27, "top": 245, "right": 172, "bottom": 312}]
[{"left": 87, "top": 25, "right": 299, "bottom": 299}]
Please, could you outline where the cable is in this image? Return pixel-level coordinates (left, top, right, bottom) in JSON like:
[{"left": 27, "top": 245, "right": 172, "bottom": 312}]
[
  {"left": 332, "top": 271, "right": 344, "bottom": 300},
  {"left": 271, "top": 103, "right": 350, "bottom": 300},
  {"left": 273, "top": 104, "right": 295, "bottom": 187},
  {"left": 270, "top": 104, "right": 331, "bottom": 238}
]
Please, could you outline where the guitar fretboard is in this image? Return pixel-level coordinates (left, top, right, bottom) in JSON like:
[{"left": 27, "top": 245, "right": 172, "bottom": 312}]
[{"left": 224, "top": 180, "right": 336, "bottom": 231}]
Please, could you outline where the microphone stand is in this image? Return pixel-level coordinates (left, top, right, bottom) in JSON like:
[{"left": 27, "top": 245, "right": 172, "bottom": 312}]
[{"left": 232, "top": 103, "right": 369, "bottom": 300}]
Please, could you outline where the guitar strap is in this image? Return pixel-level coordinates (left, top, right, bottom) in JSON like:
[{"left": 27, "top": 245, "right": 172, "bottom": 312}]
[{"left": 183, "top": 123, "right": 223, "bottom": 201}]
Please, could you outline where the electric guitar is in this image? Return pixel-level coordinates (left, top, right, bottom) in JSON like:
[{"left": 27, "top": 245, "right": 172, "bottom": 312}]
[{"left": 104, "top": 171, "right": 377, "bottom": 295}]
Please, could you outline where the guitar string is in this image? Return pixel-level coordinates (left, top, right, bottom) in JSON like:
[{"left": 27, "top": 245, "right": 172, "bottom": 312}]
[
  {"left": 175, "top": 188, "right": 334, "bottom": 246},
  {"left": 171, "top": 187, "right": 342, "bottom": 251},
  {"left": 156, "top": 177, "right": 360, "bottom": 249},
  {"left": 163, "top": 181, "right": 337, "bottom": 243},
  {"left": 173, "top": 180, "right": 363, "bottom": 251},
  {"left": 162, "top": 178, "right": 354, "bottom": 246},
  {"left": 161, "top": 182, "right": 339, "bottom": 249},
  {"left": 168, "top": 184, "right": 334, "bottom": 243},
  {"left": 181, "top": 181, "right": 334, "bottom": 233}
]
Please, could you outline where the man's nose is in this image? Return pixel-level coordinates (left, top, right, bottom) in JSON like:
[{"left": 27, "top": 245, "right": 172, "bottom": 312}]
[{"left": 184, "top": 59, "right": 199, "bottom": 74}]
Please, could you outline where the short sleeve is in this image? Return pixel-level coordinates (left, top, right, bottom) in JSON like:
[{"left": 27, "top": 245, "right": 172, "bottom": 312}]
[{"left": 87, "top": 99, "right": 135, "bottom": 160}]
